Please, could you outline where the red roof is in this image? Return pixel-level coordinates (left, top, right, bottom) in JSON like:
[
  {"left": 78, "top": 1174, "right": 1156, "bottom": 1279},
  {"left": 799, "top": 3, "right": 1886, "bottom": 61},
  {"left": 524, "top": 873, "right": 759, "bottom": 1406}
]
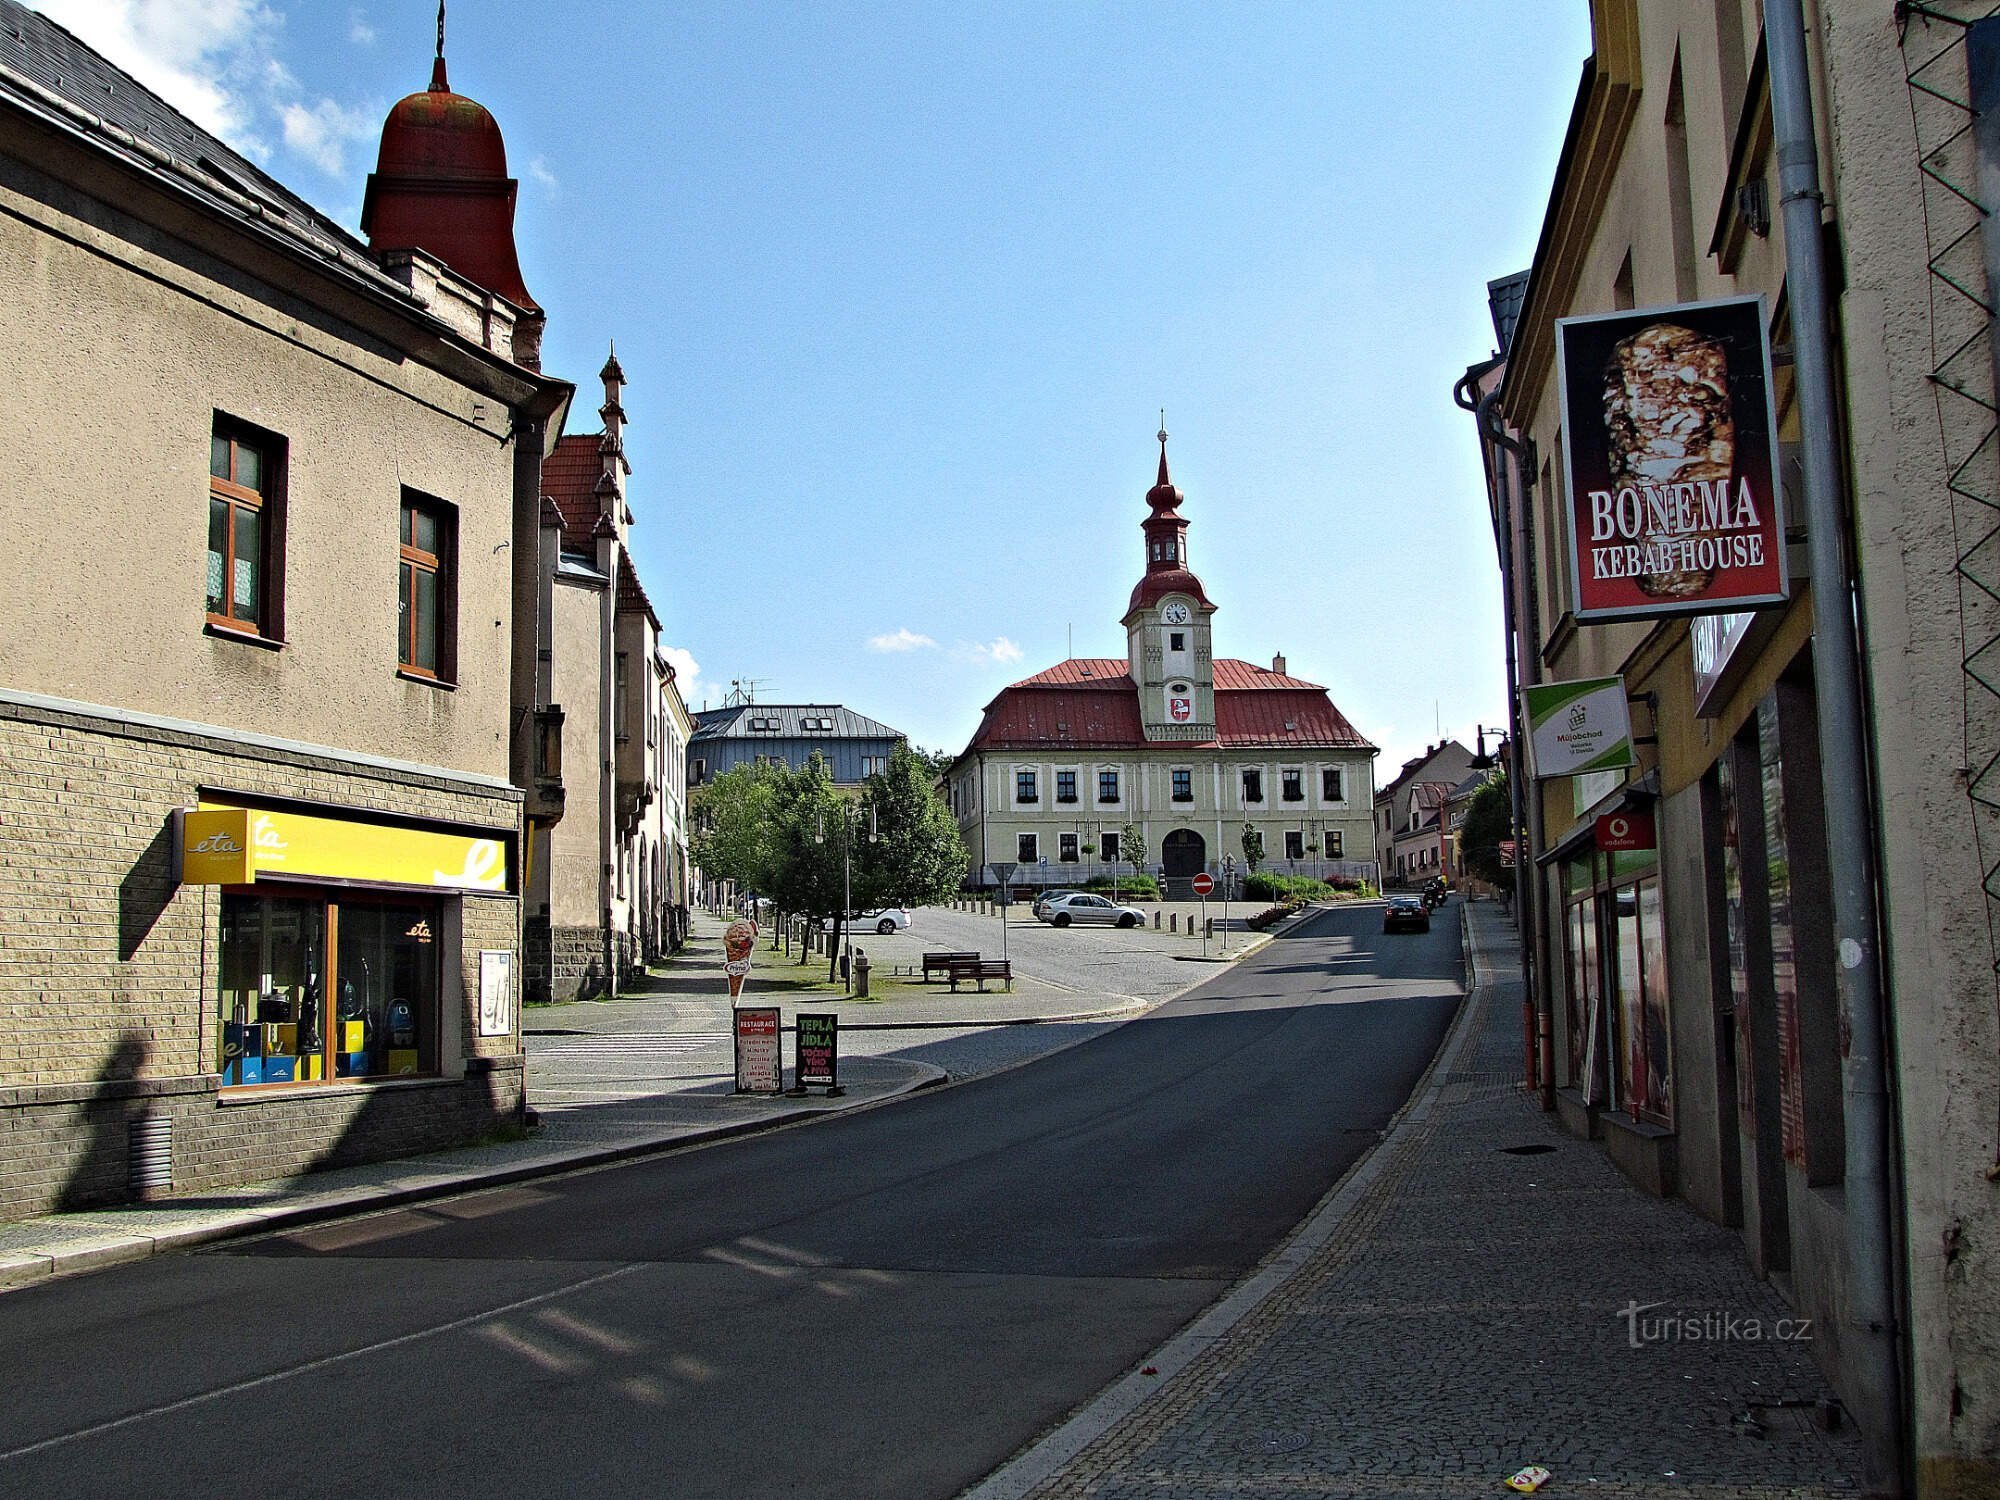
[
  {"left": 543, "top": 434, "right": 601, "bottom": 550},
  {"left": 965, "top": 658, "right": 1374, "bottom": 752}
]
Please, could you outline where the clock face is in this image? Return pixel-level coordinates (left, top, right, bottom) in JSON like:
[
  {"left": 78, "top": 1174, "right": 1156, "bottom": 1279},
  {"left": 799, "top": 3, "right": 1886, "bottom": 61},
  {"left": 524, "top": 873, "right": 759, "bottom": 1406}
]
[{"left": 1162, "top": 602, "right": 1191, "bottom": 625}]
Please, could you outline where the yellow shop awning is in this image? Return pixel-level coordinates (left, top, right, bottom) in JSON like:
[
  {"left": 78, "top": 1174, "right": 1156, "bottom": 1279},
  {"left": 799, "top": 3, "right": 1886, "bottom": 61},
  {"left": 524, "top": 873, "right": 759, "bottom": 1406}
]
[{"left": 178, "top": 804, "right": 510, "bottom": 892}]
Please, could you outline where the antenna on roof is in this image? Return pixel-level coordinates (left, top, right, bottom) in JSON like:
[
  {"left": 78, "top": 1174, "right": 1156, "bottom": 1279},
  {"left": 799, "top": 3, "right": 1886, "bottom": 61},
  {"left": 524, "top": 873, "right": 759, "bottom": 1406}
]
[{"left": 723, "top": 678, "right": 771, "bottom": 708}]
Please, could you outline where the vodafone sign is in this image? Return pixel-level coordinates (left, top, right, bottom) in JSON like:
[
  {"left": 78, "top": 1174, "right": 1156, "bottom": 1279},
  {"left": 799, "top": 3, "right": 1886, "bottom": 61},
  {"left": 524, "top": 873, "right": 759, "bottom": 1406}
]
[{"left": 1595, "top": 811, "right": 1656, "bottom": 852}]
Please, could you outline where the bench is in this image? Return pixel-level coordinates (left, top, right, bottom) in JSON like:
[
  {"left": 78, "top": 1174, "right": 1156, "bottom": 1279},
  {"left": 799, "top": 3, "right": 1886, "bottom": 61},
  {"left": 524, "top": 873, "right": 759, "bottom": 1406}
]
[
  {"left": 922, "top": 950, "right": 980, "bottom": 983},
  {"left": 947, "top": 958, "right": 1013, "bottom": 993}
]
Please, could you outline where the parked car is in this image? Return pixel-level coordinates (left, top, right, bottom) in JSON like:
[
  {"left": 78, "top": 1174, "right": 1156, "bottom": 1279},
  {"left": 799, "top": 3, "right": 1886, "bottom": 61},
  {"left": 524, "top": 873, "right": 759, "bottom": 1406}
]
[
  {"left": 1383, "top": 893, "right": 1431, "bottom": 934},
  {"left": 821, "top": 908, "right": 913, "bottom": 935},
  {"left": 1031, "top": 890, "right": 1081, "bottom": 918},
  {"left": 1035, "top": 892, "right": 1145, "bottom": 928}
]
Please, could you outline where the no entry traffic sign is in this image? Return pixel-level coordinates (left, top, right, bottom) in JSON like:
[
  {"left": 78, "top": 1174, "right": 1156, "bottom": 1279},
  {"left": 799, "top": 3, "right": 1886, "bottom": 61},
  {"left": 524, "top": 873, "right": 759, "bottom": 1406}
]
[{"left": 1191, "top": 872, "right": 1215, "bottom": 897}]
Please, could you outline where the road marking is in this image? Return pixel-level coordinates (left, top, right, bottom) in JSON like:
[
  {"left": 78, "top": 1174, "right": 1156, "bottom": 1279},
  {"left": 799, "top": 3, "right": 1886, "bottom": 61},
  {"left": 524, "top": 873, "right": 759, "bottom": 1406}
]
[{"left": 0, "top": 1263, "right": 643, "bottom": 1465}]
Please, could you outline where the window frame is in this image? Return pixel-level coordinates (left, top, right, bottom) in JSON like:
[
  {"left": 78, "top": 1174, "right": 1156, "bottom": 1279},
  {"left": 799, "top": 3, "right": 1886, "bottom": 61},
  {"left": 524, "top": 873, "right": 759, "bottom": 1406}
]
[
  {"left": 1171, "top": 768, "right": 1194, "bottom": 803},
  {"left": 1058, "top": 832, "right": 1080, "bottom": 863},
  {"left": 1098, "top": 769, "right": 1120, "bottom": 804},
  {"left": 1322, "top": 767, "right": 1344, "bottom": 802},
  {"left": 1055, "top": 769, "right": 1078, "bottom": 804},
  {"left": 207, "top": 416, "right": 284, "bottom": 639},
  {"left": 397, "top": 490, "right": 457, "bottom": 682},
  {"left": 1242, "top": 768, "right": 1264, "bottom": 804},
  {"left": 1100, "top": 830, "right": 1121, "bottom": 863},
  {"left": 1016, "top": 770, "right": 1039, "bottom": 805},
  {"left": 1284, "top": 830, "right": 1304, "bottom": 861},
  {"left": 1281, "top": 768, "right": 1304, "bottom": 803},
  {"left": 1016, "top": 832, "right": 1039, "bottom": 864}
]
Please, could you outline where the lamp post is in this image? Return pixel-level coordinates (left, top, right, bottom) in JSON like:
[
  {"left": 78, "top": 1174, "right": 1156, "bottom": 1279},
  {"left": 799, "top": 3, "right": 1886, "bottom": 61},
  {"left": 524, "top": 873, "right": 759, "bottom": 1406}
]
[{"left": 1221, "top": 853, "right": 1236, "bottom": 956}]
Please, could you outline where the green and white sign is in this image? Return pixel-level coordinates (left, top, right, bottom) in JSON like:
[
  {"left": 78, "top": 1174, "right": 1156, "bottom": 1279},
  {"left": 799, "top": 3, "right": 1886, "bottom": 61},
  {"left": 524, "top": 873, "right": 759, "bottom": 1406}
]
[{"left": 1523, "top": 676, "right": 1637, "bottom": 779}]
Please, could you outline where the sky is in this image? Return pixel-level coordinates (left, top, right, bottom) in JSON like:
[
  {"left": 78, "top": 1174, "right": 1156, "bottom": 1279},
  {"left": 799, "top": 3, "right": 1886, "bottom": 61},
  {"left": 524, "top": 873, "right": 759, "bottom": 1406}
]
[{"left": 41, "top": 1, "right": 1593, "bottom": 776}]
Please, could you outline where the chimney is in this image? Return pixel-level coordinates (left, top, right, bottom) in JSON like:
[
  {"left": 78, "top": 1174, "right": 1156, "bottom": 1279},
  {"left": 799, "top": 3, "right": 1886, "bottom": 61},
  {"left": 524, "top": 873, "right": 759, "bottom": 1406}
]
[{"left": 1272, "top": 653, "right": 1287, "bottom": 675}]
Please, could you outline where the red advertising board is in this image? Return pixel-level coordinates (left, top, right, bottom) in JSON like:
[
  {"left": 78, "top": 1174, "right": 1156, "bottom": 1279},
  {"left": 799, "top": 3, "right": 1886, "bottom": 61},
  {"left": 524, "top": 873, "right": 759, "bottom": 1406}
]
[
  {"left": 1595, "top": 811, "right": 1656, "bottom": 852},
  {"left": 733, "top": 1006, "right": 782, "bottom": 1094},
  {"left": 1556, "top": 295, "right": 1788, "bottom": 623}
]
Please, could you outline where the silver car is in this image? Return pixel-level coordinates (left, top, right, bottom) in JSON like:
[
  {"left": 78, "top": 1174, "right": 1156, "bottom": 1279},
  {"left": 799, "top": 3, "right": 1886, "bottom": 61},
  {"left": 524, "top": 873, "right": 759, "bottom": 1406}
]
[
  {"left": 821, "top": 907, "right": 913, "bottom": 935},
  {"left": 1035, "top": 892, "right": 1145, "bottom": 929}
]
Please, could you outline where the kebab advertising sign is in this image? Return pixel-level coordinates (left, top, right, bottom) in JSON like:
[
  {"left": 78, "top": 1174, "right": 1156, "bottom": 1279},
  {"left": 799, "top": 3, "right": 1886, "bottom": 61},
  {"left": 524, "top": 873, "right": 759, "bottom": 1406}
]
[{"left": 1555, "top": 294, "right": 1788, "bottom": 622}]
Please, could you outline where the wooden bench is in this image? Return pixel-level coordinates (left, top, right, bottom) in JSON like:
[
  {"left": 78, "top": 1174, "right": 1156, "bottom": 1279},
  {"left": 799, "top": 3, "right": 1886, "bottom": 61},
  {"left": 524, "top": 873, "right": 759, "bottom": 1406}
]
[
  {"left": 947, "top": 958, "right": 1013, "bottom": 993},
  {"left": 922, "top": 950, "right": 980, "bottom": 983}
]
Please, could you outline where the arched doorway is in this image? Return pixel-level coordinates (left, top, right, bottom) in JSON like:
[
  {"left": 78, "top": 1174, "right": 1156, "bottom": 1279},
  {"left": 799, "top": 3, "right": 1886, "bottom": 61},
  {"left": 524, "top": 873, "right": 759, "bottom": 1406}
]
[{"left": 1162, "top": 829, "right": 1206, "bottom": 880}]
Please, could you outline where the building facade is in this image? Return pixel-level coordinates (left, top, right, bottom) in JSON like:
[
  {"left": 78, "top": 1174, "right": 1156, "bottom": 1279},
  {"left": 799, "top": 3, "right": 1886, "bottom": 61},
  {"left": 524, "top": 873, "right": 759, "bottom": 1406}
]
[
  {"left": 1465, "top": 3, "right": 2000, "bottom": 1490},
  {"left": 1373, "top": 741, "right": 1477, "bottom": 890},
  {"left": 689, "top": 704, "right": 906, "bottom": 789},
  {"left": 529, "top": 356, "right": 693, "bottom": 1001},
  {"left": 950, "top": 439, "right": 1378, "bottom": 892},
  {"left": 0, "top": 8, "right": 568, "bottom": 1216}
]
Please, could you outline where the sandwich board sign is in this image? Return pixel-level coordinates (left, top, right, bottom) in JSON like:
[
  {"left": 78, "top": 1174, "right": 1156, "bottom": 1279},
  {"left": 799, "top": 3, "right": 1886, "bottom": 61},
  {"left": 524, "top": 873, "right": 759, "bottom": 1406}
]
[{"left": 733, "top": 1006, "right": 782, "bottom": 1095}]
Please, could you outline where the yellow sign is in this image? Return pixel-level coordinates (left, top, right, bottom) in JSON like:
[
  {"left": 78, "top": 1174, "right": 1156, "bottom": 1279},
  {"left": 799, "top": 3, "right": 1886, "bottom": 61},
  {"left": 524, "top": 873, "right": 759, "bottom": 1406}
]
[{"left": 180, "top": 803, "right": 510, "bottom": 891}]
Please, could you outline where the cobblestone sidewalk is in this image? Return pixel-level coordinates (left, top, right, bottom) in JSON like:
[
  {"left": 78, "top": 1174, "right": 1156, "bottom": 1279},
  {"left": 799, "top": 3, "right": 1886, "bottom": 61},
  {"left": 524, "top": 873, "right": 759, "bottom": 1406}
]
[{"left": 969, "top": 901, "right": 1862, "bottom": 1500}]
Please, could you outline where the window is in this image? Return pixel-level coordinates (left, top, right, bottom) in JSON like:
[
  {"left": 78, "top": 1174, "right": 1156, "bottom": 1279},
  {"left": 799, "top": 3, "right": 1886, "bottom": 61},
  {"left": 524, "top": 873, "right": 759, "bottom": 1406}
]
[
  {"left": 1098, "top": 770, "right": 1119, "bottom": 803},
  {"left": 1322, "top": 767, "right": 1344, "bottom": 802},
  {"left": 1016, "top": 770, "right": 1038, "bottom": 804},
  {"left": 1100, "top": 831, "right": 1120, "bottom": 863},
  {"left": 691, "top": 758, "right": 706, "bottom": 786},
  {"left": 1172, "top": 768, "right": 1193, "bottom": 802},
  {"left": 1242, "top": 769, "right": 1264, "bottom": 803},
  {"left": 208, "top": 418, "right": 281, "bottom": 635},
  {"left": 398, "top": 492, "right": 455, "bottom": 680},
  {"left": 1327, "top": 831, "right": 1343, "bottom": 858},
  {"left": 1169, "top": 632, "right": 1185, "bottom": 652},
  {"left": 863, "top": 755, "right": 887, "bottom": 776},
  {"left": 614, "top": 653, "right": 630, "bottom": 740},
  {"left": 1059, "top": 832, "right": 1079, "bottom": 863},
  {"left": 1281, "top": 769, "right": 1303, "bottom": 802},
  {"left": 217, "top": 890, "right": 438, "bottom": 1087},
  {"left": 1284, "top": 831, "right": 1304, "bottom": 861},
  {"left": 1056, "top": 770, "right": 1078, "bottom": 803},
  {"left": 1017, "top": 833, "right": 1038, "bottom": 863}
]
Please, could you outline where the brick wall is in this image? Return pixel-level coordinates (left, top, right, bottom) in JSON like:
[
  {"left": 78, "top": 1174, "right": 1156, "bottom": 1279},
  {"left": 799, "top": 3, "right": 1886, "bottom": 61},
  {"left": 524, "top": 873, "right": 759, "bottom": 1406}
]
[{"left": 0, "top": 695, "right": 527, "bottom": 1220}]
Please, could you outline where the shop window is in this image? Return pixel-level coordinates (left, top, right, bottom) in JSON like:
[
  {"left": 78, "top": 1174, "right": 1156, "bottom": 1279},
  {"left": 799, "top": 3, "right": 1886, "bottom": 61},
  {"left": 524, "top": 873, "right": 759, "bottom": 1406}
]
[
  {"left": 398, "top": 491, "right": 456, "bottom": 681},
  {"left": 1059, "top": 832, "right": 1079, "bottom": 863},
  {"left": 1172, "top": 769, "right": 1193, "bottom": 802},
  {"left": 217, "top": 891, "right": 438, "bottom": 1086},
  {"left": 1609, "top": 877, "right": 1672, "bottom": 1126},
  {"left": 1098, "top": 770, "right": 1119, "bottom": 803},
  {"left": 1322, "top": 767, "right": 1344, "bottom": 802},
  {"left": 1282, "top": 769, "right": 1303, "bottom": 802},
  {"left": 1056, "top": 770, "right": 1077, "bottom": 803},
  {"left": 208, "top": 416, "right": 283, "bottom": 637},
  {"left": 1565, "top": 882, "right": 1598, "bottom": 1093}
]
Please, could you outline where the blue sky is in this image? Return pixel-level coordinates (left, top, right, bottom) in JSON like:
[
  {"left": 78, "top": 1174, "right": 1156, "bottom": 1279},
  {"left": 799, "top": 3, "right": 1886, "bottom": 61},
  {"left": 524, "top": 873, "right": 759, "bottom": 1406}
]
[{"left": 50, "top": 1, "right": 1591, "bottom": 774}]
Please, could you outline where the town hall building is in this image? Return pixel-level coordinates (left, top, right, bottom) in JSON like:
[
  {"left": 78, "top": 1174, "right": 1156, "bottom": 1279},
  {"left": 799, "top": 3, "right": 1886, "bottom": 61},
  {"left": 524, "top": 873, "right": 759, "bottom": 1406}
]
[{"left": 948, "top": 435, "right": 1379, "bottom": 893}]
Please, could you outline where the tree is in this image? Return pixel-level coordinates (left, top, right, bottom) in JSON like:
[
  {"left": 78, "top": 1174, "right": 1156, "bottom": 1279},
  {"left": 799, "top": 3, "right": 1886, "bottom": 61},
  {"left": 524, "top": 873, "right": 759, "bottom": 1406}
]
[
  {"left": 1460, "top": 771, "right": 1512, "bottom": 887},
  {"left": 758, "top": 755, "right": 852, "bottom": 979},
  {"left": 857, "top": 743, "right": 969, "bottom": 912},
  {"left": 689, "top": 763, "right": 780, "bottom": 894},
  {"left": 1240, "top": 823, "right": 1265, "bottom": 874},
  {"left": 909, "top": 744, "right": 959, "bottom": 782},
  {"left": 1120, "top": 822, "right": 1148, "bottom": 885}
]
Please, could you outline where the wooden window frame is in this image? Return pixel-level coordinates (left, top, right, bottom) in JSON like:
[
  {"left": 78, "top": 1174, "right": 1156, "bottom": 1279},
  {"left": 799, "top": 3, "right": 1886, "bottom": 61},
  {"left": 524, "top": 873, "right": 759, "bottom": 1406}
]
[
  {"left": 1172, "top": 768, "right": 1194, "bottom": 803},
  {"left": 207, "top": 416, "right": 284, "bottom": 638},
  {"left": 1097, "top": 769, "right": 1119, "bottom": 804},
  {"left": 398, "top": 491, "right": 456, "bottom": 682}
]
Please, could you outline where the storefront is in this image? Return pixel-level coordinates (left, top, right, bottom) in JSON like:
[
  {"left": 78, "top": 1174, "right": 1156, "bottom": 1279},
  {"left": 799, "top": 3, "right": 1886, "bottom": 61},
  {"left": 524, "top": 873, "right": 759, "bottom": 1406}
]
[
  {"left": 181, "top": 799, "right": 514, "bottom": 1093},
  {"left": 1559, "top": 844, "right": 1673, "bottom": 1130}
]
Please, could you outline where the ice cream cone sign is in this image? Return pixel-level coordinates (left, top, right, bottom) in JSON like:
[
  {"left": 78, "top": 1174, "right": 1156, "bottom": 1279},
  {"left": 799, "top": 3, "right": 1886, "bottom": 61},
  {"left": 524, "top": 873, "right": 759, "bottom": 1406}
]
[{"left": 723, "top": 919, "right": 757, "bottom": 999}]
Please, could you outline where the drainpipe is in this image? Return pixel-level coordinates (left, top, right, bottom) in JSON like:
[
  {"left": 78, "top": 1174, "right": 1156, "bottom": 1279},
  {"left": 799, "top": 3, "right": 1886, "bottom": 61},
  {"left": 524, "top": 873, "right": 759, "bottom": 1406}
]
[
  {"left": 1764, "top": 4, "right": 1904, "bottom": 1491},
  {"left": 1458, "top": 372, "right": 1553, "bottom": 1110}
]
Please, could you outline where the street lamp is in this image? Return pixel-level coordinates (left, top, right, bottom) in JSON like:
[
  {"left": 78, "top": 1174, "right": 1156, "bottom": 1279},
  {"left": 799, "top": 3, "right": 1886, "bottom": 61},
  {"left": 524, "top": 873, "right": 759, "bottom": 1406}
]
[{"left": 1221, "top": 853, "right": 1236, "bottom": 956}]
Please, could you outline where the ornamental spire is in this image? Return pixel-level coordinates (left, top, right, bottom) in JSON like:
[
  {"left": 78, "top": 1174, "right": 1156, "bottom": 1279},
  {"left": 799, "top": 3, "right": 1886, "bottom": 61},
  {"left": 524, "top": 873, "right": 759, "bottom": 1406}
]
[
  {"left": 1156, "top": 410, "right": 1170, "bottom": 488},
  {"left": 430, "top": 2, "right": 448, "bottom": 91}
]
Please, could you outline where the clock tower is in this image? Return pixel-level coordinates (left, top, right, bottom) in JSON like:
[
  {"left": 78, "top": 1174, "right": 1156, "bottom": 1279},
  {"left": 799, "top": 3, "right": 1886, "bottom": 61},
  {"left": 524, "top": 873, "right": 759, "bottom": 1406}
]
[{"left": 1123, "top": 424, "right": 1217, "bottom": 741}]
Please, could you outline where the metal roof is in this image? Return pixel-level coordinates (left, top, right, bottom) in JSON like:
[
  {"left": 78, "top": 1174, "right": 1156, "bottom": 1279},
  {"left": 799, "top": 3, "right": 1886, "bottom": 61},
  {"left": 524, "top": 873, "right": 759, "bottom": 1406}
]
[
  {"left": 1487, "top": 270, "right": 1531, "bottom": 355},
  {"left": 691, "top": 704, "right": 906, "bottom": 744}
]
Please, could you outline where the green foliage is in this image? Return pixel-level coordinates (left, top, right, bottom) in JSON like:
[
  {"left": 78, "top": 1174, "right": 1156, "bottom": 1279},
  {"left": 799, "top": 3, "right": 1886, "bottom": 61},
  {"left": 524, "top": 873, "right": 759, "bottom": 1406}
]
[
  {"left": 1460, "top": 770, "right": 1512, "bottom": 887},
  {"left": 1243, "top": 872, "right": 1334, "bottom": 903},
  {"left": 857, "top": 743, "right": 969, "bottom": 912},
  {"left": 910, "top": 744, "right": 959, "bottom": 781},
  {"left": 1120, "top": 822, "right": 1149, "bottom": 879},
  {"left": 1240, "top": 823, "right": 1265, "bottom": 873},
  {"left": 689, "top": 763, "right": 780, "bottom": 891},
  {"left": 1082, "top": 874, "right": 1159, "bottom": 899}
]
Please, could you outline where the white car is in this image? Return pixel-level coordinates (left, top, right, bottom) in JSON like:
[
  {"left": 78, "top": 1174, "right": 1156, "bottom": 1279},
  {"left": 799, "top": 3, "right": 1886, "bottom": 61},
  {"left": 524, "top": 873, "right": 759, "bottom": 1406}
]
[
  {"left": 821, "top": 908, "right": 913, "bottom": 935},
  {"left": 1035, "top": 892, "right": 1145, "bottom": 928}
]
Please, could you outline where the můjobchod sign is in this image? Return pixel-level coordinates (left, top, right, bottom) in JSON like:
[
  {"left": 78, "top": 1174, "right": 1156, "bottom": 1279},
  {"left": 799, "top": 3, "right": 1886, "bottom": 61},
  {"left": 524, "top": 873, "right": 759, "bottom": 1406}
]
[
  {"left": 1556, "top": 295, "right": 1787, "bottom": 622},
  {"left": 1523, "top": 677, "right": 1637, "bottom": 780}
]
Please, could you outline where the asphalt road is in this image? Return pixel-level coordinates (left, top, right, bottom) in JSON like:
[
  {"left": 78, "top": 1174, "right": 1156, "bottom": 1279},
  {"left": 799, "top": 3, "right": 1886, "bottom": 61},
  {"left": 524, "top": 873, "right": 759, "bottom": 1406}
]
[{"left": 0, "top": 903, "right": 1464, "bottom": 1500}]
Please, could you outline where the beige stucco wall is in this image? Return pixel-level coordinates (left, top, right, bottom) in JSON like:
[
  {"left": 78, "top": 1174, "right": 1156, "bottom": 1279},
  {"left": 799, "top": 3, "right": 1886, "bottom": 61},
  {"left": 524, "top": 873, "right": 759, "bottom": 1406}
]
[
  {"left": 0, "top": 137, "right": 517, "bottom": 782},
  {"left": 544, "top": 575, "right": 605, "bottom": 935}
]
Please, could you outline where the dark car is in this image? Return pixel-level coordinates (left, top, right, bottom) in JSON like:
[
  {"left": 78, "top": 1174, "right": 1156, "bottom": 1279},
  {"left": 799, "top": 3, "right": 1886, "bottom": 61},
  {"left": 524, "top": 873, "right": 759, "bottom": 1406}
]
[{"left": 1383, "top": 893, "right": 1431, "bottom": 934}]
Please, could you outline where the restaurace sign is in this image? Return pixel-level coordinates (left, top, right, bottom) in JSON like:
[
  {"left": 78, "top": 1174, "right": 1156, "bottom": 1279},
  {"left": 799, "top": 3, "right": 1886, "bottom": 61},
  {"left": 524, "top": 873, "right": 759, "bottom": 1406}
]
[{"left": 1555, "top": 295, "right": 1789, "bottom": 622}]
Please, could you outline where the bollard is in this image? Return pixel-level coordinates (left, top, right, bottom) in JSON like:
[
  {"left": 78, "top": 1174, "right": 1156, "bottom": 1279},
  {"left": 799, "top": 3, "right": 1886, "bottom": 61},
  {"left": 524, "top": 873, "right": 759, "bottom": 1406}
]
[
  {"left": 1153, "top": 910, "right": 1161, "bottom": 929},
  {"left": 855, "top": 949, "right": 870, "bottom": 998},
  {"left": 1170, "top": 913, "right": 1178, "bottom": 933},
  {"left": 1205, "top": 918, "right": 1213, "bottom": 940}
]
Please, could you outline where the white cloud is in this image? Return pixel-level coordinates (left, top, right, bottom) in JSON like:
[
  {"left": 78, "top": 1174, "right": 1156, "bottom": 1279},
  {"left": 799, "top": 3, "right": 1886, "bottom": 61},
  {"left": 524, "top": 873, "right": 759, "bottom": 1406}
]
[
  {"left": 348, "top": 9, "right": 376, "bottom": 45},
  {"left": 280, "top": 97, "right": 375, "bottom": 176},
  {"left": 39, "top": 0, "right": 379, "bottom": 182},
  {"left": 960, "top": 636, "right": 1024, "bottom": 666},
  {"left": 526, "top": 155, "right": 559, "bottom": 195},
  {"left": 661, "top": 645, "right": 702, "bottom": 703},
  {"left": 868, "top": 627, "right": 937, "bottom": 653}
]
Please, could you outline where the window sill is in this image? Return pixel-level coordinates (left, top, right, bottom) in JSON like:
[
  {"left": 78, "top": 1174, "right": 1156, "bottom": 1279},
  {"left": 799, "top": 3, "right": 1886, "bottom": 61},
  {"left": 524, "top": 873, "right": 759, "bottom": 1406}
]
[
  {"left": 1171, "top": 796, "right": 1194, "bottom": 804},
  {"left": 218, "top": 1073, "right": 449, "bottom": 1104},
  {"left": 205, "top": 621, "right": 284, "bottom": 651},
  {"left": 1055, "top": 797, "right": 1079, "bottom": 805},
  {"left": 397, "top": 669, "right": 457, "bottom": 691}
]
